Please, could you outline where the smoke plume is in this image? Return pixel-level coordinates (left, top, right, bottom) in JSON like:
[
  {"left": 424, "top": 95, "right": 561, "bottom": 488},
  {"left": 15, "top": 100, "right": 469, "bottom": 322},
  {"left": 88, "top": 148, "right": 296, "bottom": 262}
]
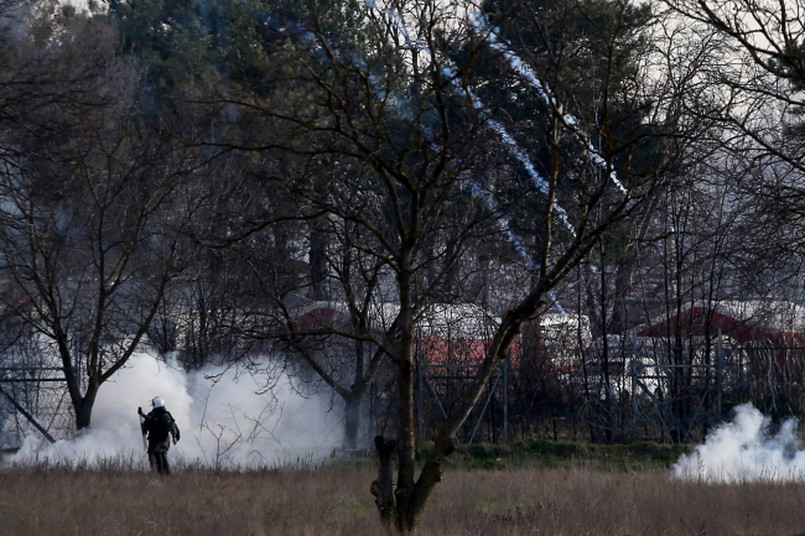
[
  {"left": 671, "top": 403, "right": 805, "bottom": 483},
  {"left": 6, "top": 351, "right": 343, "bottom": 470}
]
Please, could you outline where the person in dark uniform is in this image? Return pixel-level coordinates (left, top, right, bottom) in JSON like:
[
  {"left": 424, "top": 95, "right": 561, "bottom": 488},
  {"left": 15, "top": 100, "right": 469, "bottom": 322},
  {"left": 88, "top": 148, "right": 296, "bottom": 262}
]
[{"left": 138, "top": 396, "right": 180, "bottom": 475}]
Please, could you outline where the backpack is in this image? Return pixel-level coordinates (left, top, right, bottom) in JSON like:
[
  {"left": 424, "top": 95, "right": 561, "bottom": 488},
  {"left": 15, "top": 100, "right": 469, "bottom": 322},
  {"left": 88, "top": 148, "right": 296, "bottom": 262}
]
[{"left": 148, "top": 408, "right": 174, "bottom": 442}]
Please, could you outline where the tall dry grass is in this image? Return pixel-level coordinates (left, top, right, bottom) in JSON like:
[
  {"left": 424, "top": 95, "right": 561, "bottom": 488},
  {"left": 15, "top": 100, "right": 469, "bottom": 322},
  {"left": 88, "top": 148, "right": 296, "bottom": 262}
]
[{"left": 2, "top": 463, "right": 805, "bottom": 535}]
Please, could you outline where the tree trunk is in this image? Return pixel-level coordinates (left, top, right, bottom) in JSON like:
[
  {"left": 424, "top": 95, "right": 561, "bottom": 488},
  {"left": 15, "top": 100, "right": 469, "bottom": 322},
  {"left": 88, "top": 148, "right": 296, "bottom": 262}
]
[
  {"left": 371, "top": 303, "right": 528, "bottom": 535},
  {"left": 370, "top": 303, "right": 425, "bottom": 535},
  {"left": 343, "top": 393, "right": 363, "bottom": 450},
  {"left": 371, "top": 435, "right": 397, "bottom": 532},
  {"left": 74, "top": 387, "right": 98, "bottom": 431},
  {"left": 392, "top": 341, "right": 418, "bottom": 534},
  {"left": 309, "top": 218, "right": 329, "bottom": 301}
]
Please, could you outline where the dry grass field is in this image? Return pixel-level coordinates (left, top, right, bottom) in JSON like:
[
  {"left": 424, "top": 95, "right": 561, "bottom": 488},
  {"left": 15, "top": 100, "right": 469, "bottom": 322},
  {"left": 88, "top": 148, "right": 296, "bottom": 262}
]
[{"left": 3, "top": 462, "right": 805, "bottom": 535}]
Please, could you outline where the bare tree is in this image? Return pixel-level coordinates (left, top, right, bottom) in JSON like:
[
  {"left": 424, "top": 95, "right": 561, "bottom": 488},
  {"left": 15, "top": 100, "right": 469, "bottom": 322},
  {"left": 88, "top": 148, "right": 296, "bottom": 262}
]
[
  {"left": 650, "top": 0, "right": 805, "bottom": 427},
  {"left": 204, "top": 1, "right": 686, "bottom": 533},
  {"left": 0, "top": 11, "right": 196, "bottom": 430},
  {"left": 661, "top": 0, "right": 805, "bottom": 255}
]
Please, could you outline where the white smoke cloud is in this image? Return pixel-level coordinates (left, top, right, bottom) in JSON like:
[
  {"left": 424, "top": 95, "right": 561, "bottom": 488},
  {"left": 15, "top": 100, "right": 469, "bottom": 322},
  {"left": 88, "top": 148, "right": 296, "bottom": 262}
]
[
  {"left": 6, "top": 351, "right": 343, "bottom": 470},
  {"left": 671, "top": 403, "right": 805, "bottom": 483}
]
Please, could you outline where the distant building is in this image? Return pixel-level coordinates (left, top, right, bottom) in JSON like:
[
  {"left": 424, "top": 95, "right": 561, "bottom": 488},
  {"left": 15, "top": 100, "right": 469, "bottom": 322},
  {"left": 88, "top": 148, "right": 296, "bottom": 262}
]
[
  {"left": 633, "top": 299, "right": 805, "bottom": 411},
  {"left": 636, "top": 299, "right": 805, "bottom": 346}
]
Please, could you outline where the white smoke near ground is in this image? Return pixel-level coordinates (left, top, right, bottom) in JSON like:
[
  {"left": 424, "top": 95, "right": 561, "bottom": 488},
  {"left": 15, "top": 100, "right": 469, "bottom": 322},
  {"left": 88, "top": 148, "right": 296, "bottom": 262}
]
[
  {"left": 671, "top": 403, "right": 805, "bottom": 483},
  {"left": 5, "top": 351, "right": 343, "bottom": 470}
]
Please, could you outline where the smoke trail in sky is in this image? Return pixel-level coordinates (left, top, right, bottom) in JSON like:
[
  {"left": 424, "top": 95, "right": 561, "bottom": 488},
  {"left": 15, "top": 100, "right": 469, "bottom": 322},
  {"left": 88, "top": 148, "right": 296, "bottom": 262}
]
[
  {"left": 361, "top": 0, "right": 575, "bottom": 235},
  {"left": 5, "top": 351, "right": 343, "bottom": 470},
  {"left": 360, "top": 1, "right": 574, "bottom": 315},
  {"left": 671, "top": 403, "right": 805, "bottom": 483},
  {"left": 470, "top": 12, "right": 628, "bottom": 196}
]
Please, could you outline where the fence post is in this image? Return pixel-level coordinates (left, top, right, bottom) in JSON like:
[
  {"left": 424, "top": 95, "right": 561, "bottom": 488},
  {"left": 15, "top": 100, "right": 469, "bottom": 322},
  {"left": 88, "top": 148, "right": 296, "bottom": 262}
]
[
  {"left": 631, "top": 360, "right": 638, "bottom": 440},
  {"left": 502, "top": 360, "right": 508, "bottom": 443},
  {"left": 716, "top": 327, "right": 723, "bottom": 423}
]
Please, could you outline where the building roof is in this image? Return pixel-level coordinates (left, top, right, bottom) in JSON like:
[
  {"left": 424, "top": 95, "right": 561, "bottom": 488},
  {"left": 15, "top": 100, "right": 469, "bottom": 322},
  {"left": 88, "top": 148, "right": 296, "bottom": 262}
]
[
  {"left": 289, "top": 300, "right": 502, "bottom": 337},
  {"left": 637, "top": 300, "right": 805, "bottom": 344}
]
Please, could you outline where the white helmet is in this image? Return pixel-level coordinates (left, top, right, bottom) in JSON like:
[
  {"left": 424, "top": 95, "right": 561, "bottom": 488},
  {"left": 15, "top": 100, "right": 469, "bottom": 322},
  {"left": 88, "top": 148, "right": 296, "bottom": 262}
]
[{"left": 151, "top": 397, "right": 165, "bottom": 408}]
